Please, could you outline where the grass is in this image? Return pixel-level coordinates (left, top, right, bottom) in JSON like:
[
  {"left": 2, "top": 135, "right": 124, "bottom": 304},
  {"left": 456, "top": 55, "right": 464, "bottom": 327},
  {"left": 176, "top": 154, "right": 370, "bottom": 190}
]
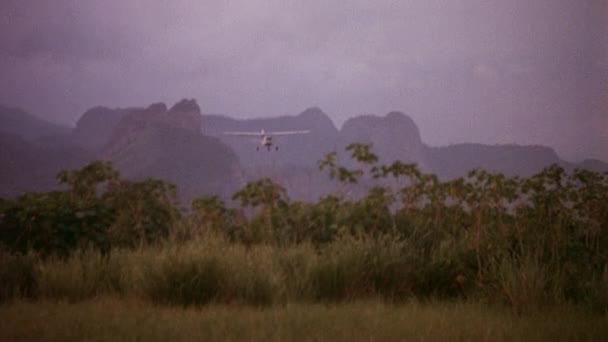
[
  {"left": 2, "top": 234, "right": 607, "bottom": 312},
  {"left": 1, "top": 298, "right": 606, "bottom": 341},
  {"left": 2, "top": 235, "right": 607, "bottom": 340}
]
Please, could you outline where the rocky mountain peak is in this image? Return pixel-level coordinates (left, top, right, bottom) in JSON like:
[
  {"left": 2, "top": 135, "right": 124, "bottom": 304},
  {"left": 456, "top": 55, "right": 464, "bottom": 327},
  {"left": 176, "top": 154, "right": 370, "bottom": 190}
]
[
  {"left": 145, "top": 102, "right": 168, "bottom": 114},
  {"left": 75, "top": 106, "right": 130, "bottom": 151},
  {"left": 119, "top": 100, "right": 201, "bottom": 133},
  {"left": 298, "top": 106, "right": 325, "bottom": 119},
  {"left": 383, "top": 111, "right": 421, "bottom": 141},
  {"left": 168, "top": 99, "right": 202, "bottom": 132},
  {"left": 339, "top": 111, "right": 427, "bottom": 166},
  {"left": 170, "top": 99, "right": 200, "bottom": 113},
  {"left": 295, "top": 106, "right": 337, "bottom": 134},
  {"left": 101, "top": 100, "right": 202, "bottom": 158}
]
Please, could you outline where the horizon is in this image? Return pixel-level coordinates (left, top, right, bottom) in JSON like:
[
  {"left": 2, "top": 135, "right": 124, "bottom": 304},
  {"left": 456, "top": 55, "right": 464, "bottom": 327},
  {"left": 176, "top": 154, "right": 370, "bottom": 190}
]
[{"left": 1, "top": 1, "right": 607, "bottom": 162}]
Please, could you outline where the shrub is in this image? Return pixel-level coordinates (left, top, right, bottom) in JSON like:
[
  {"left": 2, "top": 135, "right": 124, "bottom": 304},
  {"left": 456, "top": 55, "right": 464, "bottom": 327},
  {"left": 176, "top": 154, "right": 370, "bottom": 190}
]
[
  {"left": 141, "top": 251, "right": 226, "bottom": 306},
  {"left": 0, "top": 251, "right": 37, "bottom": 302},
  {"left": 277, "top": 243, "right": 318, "bottom": 300},
  {"left": 36, "top": 249, "right": 127, "bottom": 301},
  {"left": 307, "top": 235, "right": 415, "bottom": 301},
  {"left": 490, "top": 256, "right": 561, "bottom": 312},
  {"left": 139, "top": 237, "right": 279, "bottom": 306}
]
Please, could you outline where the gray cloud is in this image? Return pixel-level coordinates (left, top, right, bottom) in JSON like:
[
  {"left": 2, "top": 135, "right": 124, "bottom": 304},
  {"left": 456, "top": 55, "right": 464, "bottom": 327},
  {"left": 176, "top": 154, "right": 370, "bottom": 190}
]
[{"left": 1, "top": 0, "right": 606, "bottom": 161}]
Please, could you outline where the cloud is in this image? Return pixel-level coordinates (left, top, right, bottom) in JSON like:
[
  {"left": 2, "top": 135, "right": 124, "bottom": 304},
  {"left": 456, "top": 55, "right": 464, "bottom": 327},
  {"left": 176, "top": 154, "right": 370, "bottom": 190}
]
[{"left": 473, "top": 65, "right": 499, "bottom": 82}]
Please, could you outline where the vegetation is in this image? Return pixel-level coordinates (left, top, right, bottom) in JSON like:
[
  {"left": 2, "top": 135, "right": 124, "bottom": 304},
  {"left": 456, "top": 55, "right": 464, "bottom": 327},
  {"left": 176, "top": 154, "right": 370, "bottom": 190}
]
[
  {"left": 3, "top": 299, "right": 608, "bottom": 341},
  {"left": 1, "top": 143, "right": 607, "bottom": 316}
]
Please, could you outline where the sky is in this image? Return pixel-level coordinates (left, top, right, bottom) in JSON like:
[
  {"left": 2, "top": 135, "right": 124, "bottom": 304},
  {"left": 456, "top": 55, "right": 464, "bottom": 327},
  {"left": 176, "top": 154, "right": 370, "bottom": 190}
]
[{"left": 1, "top": 0, "right": 607, "bottom": 162}]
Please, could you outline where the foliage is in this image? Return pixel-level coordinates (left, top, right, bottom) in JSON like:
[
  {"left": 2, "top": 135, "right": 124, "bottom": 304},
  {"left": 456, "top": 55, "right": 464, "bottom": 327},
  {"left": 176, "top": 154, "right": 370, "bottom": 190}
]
[
  {"left": 0, "top": 251, "right": 37, "bottom": 302},
  {"left": 1, "top": 143, "right": 607, "bottom": 312},
  {"left": 138, "top": 237, "right": 279, "bottom": 306},
  {"left": 0, "top": 162, "right": 179, "bottom": 255}
]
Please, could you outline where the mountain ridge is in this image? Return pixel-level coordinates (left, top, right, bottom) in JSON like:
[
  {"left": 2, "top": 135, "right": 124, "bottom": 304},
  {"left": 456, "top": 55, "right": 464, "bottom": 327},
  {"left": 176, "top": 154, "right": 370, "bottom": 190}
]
[
  {"left": 1, "top": 100, "right": 606, "bottom": 201},
  {"left": 0, "top": 105, "right": 71, "bottom": 141}
]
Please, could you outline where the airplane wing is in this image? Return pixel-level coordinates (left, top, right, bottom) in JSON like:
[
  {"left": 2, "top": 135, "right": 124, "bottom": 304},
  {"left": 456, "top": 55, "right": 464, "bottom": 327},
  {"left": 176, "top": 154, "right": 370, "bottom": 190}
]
[
  {"left": 223, "top": 131, "right": 264, "bottom": 136},
  {"left": 269, "top": 130, "right": 311, "bottom": 136}
]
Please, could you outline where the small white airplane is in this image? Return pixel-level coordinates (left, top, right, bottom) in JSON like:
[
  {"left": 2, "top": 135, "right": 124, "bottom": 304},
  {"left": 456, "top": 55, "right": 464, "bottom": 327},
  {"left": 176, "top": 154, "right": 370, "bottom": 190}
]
[{"left": 223, "top": 129, "right": 310, "bottom": 151}]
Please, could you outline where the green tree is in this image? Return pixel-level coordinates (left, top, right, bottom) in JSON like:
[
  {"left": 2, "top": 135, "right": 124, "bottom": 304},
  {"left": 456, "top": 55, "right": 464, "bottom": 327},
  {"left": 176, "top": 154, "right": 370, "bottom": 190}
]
[
  {"left": 232, "top": 178, "right": 288, "bottom": 243},
  {"left": 104, "top": 178, "right": 180, "bottom": 248}
]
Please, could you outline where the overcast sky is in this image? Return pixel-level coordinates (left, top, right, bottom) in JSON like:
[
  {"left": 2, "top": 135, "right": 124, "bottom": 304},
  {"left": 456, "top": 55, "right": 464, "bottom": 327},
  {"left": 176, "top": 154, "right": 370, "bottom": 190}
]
[{"left": 1, "top": 0, "right": 607, "bottom": 162}]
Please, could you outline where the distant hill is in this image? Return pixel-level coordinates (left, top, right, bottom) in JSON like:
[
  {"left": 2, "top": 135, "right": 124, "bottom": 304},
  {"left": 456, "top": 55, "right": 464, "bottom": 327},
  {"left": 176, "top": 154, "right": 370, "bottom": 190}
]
[
  {"left": 0, "top": 105, "right": 71, "bottom": 141},
  {"left": 74, "top": 106, "right": 132, "bottom": 151},
  {"left": 426, "top": 143, "right": 563, "bottom": 179},
  {"left": 0, "top": 105, "right": 94, "bottom": 197},
  {"left": 566, "top": 159, "right": 608, "bottom": 174},
  {"left": 0, "top": 132, "right": 93, "bottom": 198},
  {"left": 338, "top": 112, "right": 429, "bottom": 169}
]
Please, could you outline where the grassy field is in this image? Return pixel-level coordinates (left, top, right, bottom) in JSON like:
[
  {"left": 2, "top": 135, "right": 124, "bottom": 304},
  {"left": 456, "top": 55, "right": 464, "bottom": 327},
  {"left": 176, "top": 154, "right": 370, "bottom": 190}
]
[{"left": 1, "top": 298, "right": 607, "bottom": 341}]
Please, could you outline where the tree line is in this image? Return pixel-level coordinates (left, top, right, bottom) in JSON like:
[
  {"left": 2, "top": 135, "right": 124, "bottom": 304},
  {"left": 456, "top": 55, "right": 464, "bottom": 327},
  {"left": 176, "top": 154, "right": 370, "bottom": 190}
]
[{"left": 1, "top": 143, "right": 607, "bottom": 309}]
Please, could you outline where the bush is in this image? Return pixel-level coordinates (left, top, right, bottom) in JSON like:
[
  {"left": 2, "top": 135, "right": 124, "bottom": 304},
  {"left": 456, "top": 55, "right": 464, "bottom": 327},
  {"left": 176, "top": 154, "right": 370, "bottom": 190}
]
[
  {"left": 0, "top": 251, "right": 37, "bottom": 302},
  {"left": 307, "top": 235, "right": 415, "bottom": 301},
  {"left": 580, "top": 267, "right": 608, "bottom": 313},
  {"left": 277, "top": 243, "right": 318, "bottom": 300},
  {"left": 489, "top": 256, "right": 561, "bottom": 312},
  {"left": 141, "top": 252, "right": 226, "bottom": 306},
  {"left": 36, "top": 249, "right": 127, "bottom": 301},
  {"left": 139, "top": 237, "right": 279, "bottom": 306}
]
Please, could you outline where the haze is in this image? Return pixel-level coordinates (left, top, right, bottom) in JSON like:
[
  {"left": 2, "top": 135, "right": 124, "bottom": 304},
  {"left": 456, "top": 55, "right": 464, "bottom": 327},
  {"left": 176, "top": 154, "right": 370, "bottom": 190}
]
[{"left": 1, "top": 0, "right": 606, "bottom": 162}]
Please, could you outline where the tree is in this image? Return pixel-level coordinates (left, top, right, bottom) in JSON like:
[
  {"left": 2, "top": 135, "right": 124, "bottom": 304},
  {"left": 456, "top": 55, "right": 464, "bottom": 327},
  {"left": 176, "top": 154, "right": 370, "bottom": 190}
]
[
  {"left": 104, "top": 178, "right": 180, "bottom": 248},
  {"left": 232, "top": 178, "right": 288, "bottom": 243}
]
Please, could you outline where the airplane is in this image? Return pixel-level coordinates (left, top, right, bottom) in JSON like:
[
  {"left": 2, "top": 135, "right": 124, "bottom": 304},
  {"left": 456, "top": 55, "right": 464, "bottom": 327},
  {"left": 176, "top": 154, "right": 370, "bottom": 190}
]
[{"left": 223, "top": 129, "right": 310, "bottom": 151}]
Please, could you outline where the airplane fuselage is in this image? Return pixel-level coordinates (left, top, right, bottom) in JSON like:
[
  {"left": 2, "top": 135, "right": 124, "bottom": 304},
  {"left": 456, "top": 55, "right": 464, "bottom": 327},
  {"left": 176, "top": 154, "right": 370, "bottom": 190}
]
[
  {"left": 258, "top": 135, "right": 277, "bottom": 151},
  {"left": 262, "top": 135, "right": 273, "bottom": 147}
]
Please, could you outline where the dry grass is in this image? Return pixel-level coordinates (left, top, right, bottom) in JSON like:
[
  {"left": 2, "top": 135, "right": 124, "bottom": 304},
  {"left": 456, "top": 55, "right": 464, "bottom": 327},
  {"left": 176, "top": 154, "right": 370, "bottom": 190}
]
[{"left": 1, "top": 298, "right": 606, "bottom": 341}]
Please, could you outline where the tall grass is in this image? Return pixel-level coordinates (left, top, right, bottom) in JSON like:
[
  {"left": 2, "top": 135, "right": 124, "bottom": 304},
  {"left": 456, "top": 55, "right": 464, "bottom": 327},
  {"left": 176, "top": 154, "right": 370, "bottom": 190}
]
[
  {"left": 0, "top": 251, "right": 37, "bottom": 302},
  {"left": 36, "top": 249, "right": 128, "bottom": 301},
  {"left": 1, "top": 232, "right": 607, "bottom": 312},
  {"left": 136, "top": 237, "right": 280, "bottom": 306},
  {"left": 490, "top": 256, "right": 562, "bottom": 312},
  {"left": 306, "top": 235, "right": 415, "bottom": 301}
]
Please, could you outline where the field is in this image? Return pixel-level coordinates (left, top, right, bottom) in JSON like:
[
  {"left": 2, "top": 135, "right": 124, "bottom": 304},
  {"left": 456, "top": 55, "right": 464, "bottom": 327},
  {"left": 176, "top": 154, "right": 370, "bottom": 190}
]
[
  {"left": 2, "top": 298, "right": 607, "bottom": 341},
  {"left": 1, "top": 236, "right": 607, "bottom": 341}
]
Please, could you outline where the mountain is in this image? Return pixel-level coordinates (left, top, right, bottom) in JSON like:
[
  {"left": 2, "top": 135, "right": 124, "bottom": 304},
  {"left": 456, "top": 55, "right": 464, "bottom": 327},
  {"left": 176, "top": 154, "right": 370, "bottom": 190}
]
[
  {"left": 0, "top": 105, "right": 93, "bottom": 198},
  {"left": 101, "top": 99, "right": 242, "bottom": 202},
  {"left": 2, "top": 100, "right": 606, "bottom": 201},
  {"left": 338, "top": 112, "right": 429, "bottom": 169},
  {"left": 74, "top": 106, "right": 131, "bottom": 151},
  {"left": 0, "top": 100, "right": 242, "bottom": 202},
  {"left": 202, "top": 107, "right": 608, "bottom": 198},
  {"left": 0, "top": 132, "right": 93, "bottom": 198},
  {"left": 0, "top": 105, "right": 71, "bottom": 141},
  {"left": 426, "top": 143, "right": 563, "bottom": 179},
  {"left": 568, "top": 159, "right": 608, "bottom": 174}
]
